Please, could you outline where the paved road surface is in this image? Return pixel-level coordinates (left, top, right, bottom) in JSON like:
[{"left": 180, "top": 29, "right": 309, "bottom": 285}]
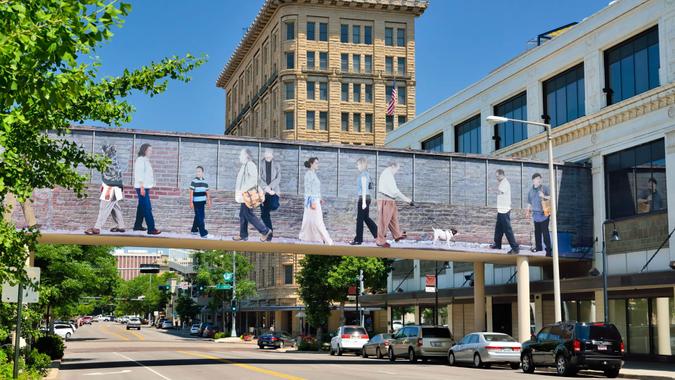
[{"left": 58, "top": 323, "right": 617, "bottom": 380}]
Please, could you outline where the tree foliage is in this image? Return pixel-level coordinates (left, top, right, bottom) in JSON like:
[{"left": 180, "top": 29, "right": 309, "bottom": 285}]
[
  {"left": 175, "top": 295, "right": 200, "bottom": 323},
  {"left": 0, "top": 0, "right": 205, "bottom": 283},
  {"left": 192, "top": 250, "right": 256, "bottom": 301},
  {"left": 115, "top": 272, "right": 175, "bottom": 317}
]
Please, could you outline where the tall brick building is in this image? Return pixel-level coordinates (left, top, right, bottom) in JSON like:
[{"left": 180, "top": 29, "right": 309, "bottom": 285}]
[{"left": 215, "top": 0, "right": 428, "bottom": 334}]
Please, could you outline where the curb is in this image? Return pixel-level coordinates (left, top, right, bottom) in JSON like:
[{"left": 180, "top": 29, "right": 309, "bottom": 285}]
[
  {"left": 43, "top": 359, "right": 61, "bottom": 380},
  {"left": 538, "top": 367, "right": 673, "bottom": 380}
]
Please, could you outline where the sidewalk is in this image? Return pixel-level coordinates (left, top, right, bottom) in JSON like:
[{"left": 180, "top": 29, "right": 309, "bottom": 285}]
[{"left": 619, "top": 361, "right": 675, "bottom": 380}]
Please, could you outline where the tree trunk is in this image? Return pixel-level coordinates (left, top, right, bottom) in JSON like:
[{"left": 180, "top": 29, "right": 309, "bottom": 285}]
[
  {"left": 47, "top": 303, "right": 53, "bottom": 334},
  {"left": 339, "top": 301, "right": 345, "bottom": 326},
  {"left": 316, "top": 326, "right": 323, "bottom": 352}
]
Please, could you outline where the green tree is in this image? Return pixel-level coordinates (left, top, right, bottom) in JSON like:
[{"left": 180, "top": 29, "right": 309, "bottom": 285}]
[
  {"left": 115, "top": 272, "right": 175, "bottom": 317},
  {"left": 175, "top": 295, "right": 200, "bottom": 324},
  {"left": 0, "top": 0, "right": 205, "bottom": 284}
]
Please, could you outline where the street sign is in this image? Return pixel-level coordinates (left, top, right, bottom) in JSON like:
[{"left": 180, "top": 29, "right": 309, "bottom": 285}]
[
  {"left": 2, "top": 267, "right": 40, "bottom": 303},
  {"left": 425, "top": 275, "right": 436, "bottom": 293},
  {"left": 222, "top": 272, "right": 233, "bottom": 283},
  {"left": 179, "top": 281, "right": 189, "bottom": 290},
  {"left": 215, "top": 284, "right": 232, "bottom": 290}
]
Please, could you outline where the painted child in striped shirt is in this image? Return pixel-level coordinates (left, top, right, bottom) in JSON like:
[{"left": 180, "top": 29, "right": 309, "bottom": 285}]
[{"left": 190, "top": 166, "right": 211, "bottom": 238}]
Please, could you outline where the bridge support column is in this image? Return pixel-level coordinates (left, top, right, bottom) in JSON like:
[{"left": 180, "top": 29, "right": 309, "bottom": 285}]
[
  {"left": 517, "top": 256, "right": 531, "bottom": 343},
  {"left": 473, "top": 262, "right": 486, "bottom": 332},
  {"left": 485, "top": 296, "right": 493, "bottom": 332},
  {"left": 534, "top": 294, "right": 543, "bottom": 332},
  {"left": 594, "top": 289, "right": 605, "bottom": 322},
  {"left": 656, "top": 297, "right": 672, "bottom": 356},
  {"left": 414, "top": 304, "right": 421, "bottom": 325}
]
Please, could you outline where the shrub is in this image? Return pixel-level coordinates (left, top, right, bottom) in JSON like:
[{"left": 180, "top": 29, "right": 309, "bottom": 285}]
[
  {"left": 213, "top": 332, "right": 226, "bottom": 340},
  {"left": 34, "top": 335, "right": 64, "bottom": 360},
  {"left": 25, "top": 349, "right": 51, "bottom": 376},
  {"left": 297, "top": 339, "right": 319, "bottom": 351}
]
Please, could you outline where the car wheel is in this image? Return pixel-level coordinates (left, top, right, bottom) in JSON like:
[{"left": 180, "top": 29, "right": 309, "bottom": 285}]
[
  {"left": 279, "top": 341, "right": 285, "bottom": 349},
  {"left": 521, "top": 352, "right": 535, "bottom": 373},
  {"left": 362, "top": 349, "right": 368, "bottom": 358},
  {"left": 258, "top": 344, "right": 264, "bottom": 349},
  {"left": 556, "top": 354, "right": 573, "bottom": 376},
  {"left": 329, "top": 346, "right": 334, "bottom": 355},
  {"left": 510, "top": 362, "right": 520, "bottom": 370},
  {"left": 388, "top": 348, "right": 396, "bottom": 362},
  {"left": 336, "top": 345, "right": 342, "bottom": 356},
  {"left": 448, "top": 352, "right": 456, "bottom": 366},
  {"left": 604, "top": 368, "right": 620, "bottom": 378},
  {"left": 408, "top": 348, "right": 417, "bottom": 363},
  {"left": 473, "top": 353, "right": 483, "bottom": 368},
  {"left": 65, "top": 332, "right": 71, "bottom": 340},
  {"left": 126, "top": 327, "right": 129, "bottom": 330},
  {"left": 376, "top": 347, "right": 382, "bottom": 359}
]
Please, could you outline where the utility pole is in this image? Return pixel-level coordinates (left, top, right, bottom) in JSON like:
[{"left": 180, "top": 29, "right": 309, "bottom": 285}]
[
  {"left": 230, "top": 251, "right": 237, "bottom": 337},
  {"left": 358, "top": 269, "right": 364, "bottom": 327}
]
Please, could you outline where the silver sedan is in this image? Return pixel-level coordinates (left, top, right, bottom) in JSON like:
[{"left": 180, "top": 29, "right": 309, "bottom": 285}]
[
  {"left": 361, "top": 333, "right": 393, "bottom": 359},
  {"left": 448, "top": 332, "right": 521, "bottom": 369}
]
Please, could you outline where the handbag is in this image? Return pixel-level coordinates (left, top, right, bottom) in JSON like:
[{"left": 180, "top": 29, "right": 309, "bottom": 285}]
[
  {"left": 268, "top": 194, "right": 280, "bottom": 211},
  {"left": 541, "top": 198, "right": 552, "bottom": 217},
  {"left": 241, "top": 162, "right": 265, "bottom": 209}
]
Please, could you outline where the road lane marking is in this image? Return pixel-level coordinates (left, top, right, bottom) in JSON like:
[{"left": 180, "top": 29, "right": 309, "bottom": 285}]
[
  {"left": 178, "top": 350, "right": 306, "bottom": 380},
  {"left": 128, "top": 329, "right": 145, "bottom": 341},
  {"left": 114, "top": 352, "right": 172, "bottom": 380},
  {"left": 83, "top": 369, "right": 132, "bottom": 376},
  {"left": 100, "top": 325, "right": 129, "bottom": 341}
]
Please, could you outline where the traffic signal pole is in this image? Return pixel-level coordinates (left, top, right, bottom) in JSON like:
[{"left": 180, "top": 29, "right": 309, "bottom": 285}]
[{"left": 230, "top": 251, "right": 237, "bottom": 337}]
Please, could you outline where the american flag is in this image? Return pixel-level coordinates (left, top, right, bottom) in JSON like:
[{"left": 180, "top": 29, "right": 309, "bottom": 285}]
[{"left": 386, "top": 80, "right": 397, "bottom": 116}]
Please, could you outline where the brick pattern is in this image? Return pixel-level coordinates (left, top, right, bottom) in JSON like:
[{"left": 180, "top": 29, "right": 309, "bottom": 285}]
[{"left": 606, "top": 212, "right": 669, "bottom": 254}]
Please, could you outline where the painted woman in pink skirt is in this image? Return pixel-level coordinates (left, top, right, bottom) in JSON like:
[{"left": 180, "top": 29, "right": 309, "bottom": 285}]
[{"left": 298, "top": 157, "right": 333, "bottom": 245}]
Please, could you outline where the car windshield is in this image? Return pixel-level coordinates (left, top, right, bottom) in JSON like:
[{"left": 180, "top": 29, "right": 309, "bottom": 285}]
[
  {"left": 422, "top": 328, "right": 451, "bottom": 338},
  {"left": 483, "top": 334, "right": 516, "bottom": 342},
  {"left": 576, "top": 324, "right": 622, "bottom": 341},
  {"left": 381, "top": 333, "right": 392, "bottom": 339},
  {"left": 343, "top": 327, "right": 367, "bottom": 335}
]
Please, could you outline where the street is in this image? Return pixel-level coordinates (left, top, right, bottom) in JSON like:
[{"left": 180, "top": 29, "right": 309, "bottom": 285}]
[{"left": 57, "top": 323, "right": 618, "bottom": 380}]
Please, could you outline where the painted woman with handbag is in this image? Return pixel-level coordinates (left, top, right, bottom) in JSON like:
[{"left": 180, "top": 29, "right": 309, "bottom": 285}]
[
  {"left": 299, "top": 157, "right": 333, "bottom": 245},
  {"left": 525, "top": 172, "right": 551, "bottom": 254},
  {"left": 234, "top": 148, "right": 272, "bottom": 242}
]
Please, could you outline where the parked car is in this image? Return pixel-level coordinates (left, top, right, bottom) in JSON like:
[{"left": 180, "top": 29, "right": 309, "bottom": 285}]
[
  {"left": 258, "top": 331, "right": 296, "bottom": 349},
  {"left": 388, "top": 325, "right": 453, "bottom": 363},
  {"left": 81, "top": 316, "right": 93, "bottom": 325},
  {"left": 54, "top": 320, "right": 77, "bottom": 331},
  {"left": 119, "top": 316, "right": 129, "bottom": 324},
  {"left": 126, "top": 317, "right": 142, "bottom": 330},
  {"left": 520, "top": 322, "right": 624, "bottom": 378},
  {"left": 155, "top": 318, "right": 166, "bottom": 328},
  {"left": 448, "top": 332, "right": 521, "bottom": 369},
  {"left": 190, "top": 324, "right": 201, "bottom": 335},
  {"left": 201, "top": 323, "right": 218, "bottom": 338},
  {"left": 329, "top": 325, "right": 369, "bottom": 356},
  {"left": 361, "top": 333, "right": 393, "bottom": 359},
  {"left": 42, "top": 324, "right": 75, "bottom": 340},
  {"left": 161, "top": 320, "right": 174, "bottom": 329},
  {"left": 392, "top": 320, "right": 403, "bottom": 332}
]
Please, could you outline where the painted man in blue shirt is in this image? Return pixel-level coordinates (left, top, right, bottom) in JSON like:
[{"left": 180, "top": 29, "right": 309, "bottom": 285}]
[
  {"left": 190, "top": 166, "right": 211, "bottom": 238},
  {"left": 526, "top": 173, "right": 551, "bottom": 254}
]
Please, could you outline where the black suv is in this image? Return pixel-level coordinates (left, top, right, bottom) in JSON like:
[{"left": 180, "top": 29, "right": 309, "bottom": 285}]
[{"left": 520, "top": 321, "right": 624, "bottom": 378}]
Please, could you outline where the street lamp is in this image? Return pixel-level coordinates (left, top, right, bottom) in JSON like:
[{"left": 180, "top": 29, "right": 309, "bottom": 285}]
[
  {"left": 486, "top": 115, "right": 563, "bottom": 323},
  {"left": 434, "top": 261, "right": 450, "bottom": 325},
  {"left": 601, "top": 221, "right": 620, "bottom": 323}
]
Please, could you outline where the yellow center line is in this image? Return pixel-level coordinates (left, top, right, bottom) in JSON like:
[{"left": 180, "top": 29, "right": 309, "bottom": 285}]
[
  {"left": 177, "top": 350, "right": 306, "bottom": 380},
  {"left": 128, "top": 329, "right": 145, "bottom": 341},
  {"left": 100, "top": 325, "right": 130, "bottom": 341}
]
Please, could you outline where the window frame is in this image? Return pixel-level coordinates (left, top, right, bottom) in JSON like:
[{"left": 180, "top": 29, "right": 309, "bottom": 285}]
[
  {"left": 306, "top": 110, "right": 315, "bottom": 130},
  {"left": 353, "top": 113, "right": 361, "bottom": 132},
  {"left": 341, "top": 112, "right": 349, "bottom": 131},
  {"left": 319, "top": 82, "right": 328, "bottom": 101},
  {"left": 306, "top": 21, "right": 316, "bottom": 41},
  {"left": 284, "top": 111, "right": 294, "bottom": 130},
  {"left": 385, "top": 27, "right": 393, "bottom": 46},
  {"left": 421, "top": 133, "right": 443, "bottom": 152},
  {"left": 319, "top": 52, "right": 328, "bottom": 70},
  {"left": 285, "top": 52, "right": 295, "bottom": 70},
  {"left": 285, "top": 21, "right": 295, "bottom": 40},
  {"left": 306, "top": 51, "right": 316, "bottom": 70},
  {"left": 353, "top": 83, "right": 361, "bottom": 102},
  {"left": 396, "top": 27, "right": 406, "bottom": 46},
  {"left": 455, "top": 114, "right": 482, "bottom": 154},
  {"left": 542, "top": 63, "right": 585, "bottom": 128},
  {"left": 352, "top": 25, "right": 361, "bottom": 44},
  {"left": 493, "top": 91, "right": 527, "bottom": 150},
  {"left": 341, "top": 83, "right": 349, "bottom": 102},
  {"left": 364, "top": 25, "right": 373, "bottom": 44},
  {"left": 340, "top": 24, "right": 349, "bottom": 43},
  {"left": 307, "top": 81, "right": 316, "bottom": 100},
  {"left": 319, "top": 22, "right": 328, "bottom": 41},
  {"left": 319, "top": 111, "right": 328, "bottom": 130}
]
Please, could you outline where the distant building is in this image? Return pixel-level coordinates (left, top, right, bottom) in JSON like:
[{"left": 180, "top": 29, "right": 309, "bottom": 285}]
[{"left": 113, "top": 248, "right": 167, "bottom": 281}]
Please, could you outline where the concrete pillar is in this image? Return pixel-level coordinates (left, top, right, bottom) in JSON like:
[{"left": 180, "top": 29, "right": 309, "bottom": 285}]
[
  {"left": 446, "top": 304, "right": 453, "bottom": 331},
  {"left": 656, "top": 297, "right": 672, "bottom": 356},
  {"left": 473, "top": 262, "right": 486, "bottom": 332},
  {"left": 534, "top": 294, "right": 543, "bottom": 332},
  {"left": 386, "top": 306, "right": 392, "bottom": 333},
  {"left": 665, "top": 131, "right": 675, "bottom": 255},
  {"left": 517, "top": 256, "right": 531, "bottom": 343},
  {"left": 594, "top": 289, "right": 605, "bottom": 322},
  {"left": 413, "top": 259, "right": 421, "bottom": 291},
  {"left": 591, "top": 154, "right": 606, "bottom": 272},
  {"left": 414, "top": 304, "right": 421, "bottom": 325},
  {"left": 486, "top": 296, "right": 493, "bottom": 332}
]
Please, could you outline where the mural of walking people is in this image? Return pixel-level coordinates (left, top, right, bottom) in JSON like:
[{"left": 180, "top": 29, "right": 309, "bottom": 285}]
[
  {"left": 299, "top": 157, "right": 333, "bottom": 245},
  {"left": 133, "top": 143, "right": 161, "bottom": 235},
  {"left": 490, "top": 168, "right": 519, "bottom": 253},
  {"left": 349, "top": 158, "right": 377, "bottom": 245},
  {"left": 376, "top": 162, "right": 413, "bottom": 248},
  {"left": 85, "top": 144, "right": 125, "bottom": 235},
  {"left": 234, "top": 148, "right": 272, "bottom": 242},
  {"left": 259, "top": 148, "right": 281, "bottom": 238},
  {"left": 526, "top": 173, "right": 551, "bottom": 255},
  {"left": 189, "top": 165, "right": 211, "bottom": 238}
]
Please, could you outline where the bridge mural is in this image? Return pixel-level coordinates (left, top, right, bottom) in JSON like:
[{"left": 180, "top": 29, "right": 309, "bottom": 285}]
[{"left": 9, "top": 126, "right": 593, "bottom": 262}]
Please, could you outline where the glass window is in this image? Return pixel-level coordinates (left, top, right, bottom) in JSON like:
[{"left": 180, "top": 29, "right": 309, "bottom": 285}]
[
  {"left": 319, "top": 23, "right": 328, "bottom": 41},
  {"left": 398, "top": 115, "right": 406, "bottom": 126},
  {"left": 455, "top": 114, "right": 481, "bottom": 154},
  {"left": 319, "top": 82, "right": 328, "bottom": 100},
  {"left": 341, "top": 53, "right": 349, "bottom": 72},
  {"left": 319, "top": 111, "right": 328, "bottom": 130},
  {"left": 352, "top": 25, "right": 361, "bottom": 44},
  {"left": 306, "top": 22, "right": 315, "bottom": 40},
  {"left": 284, "top": 81, "right": 294, "bottom": 100},
  {"left": 398, "top": 57, "right": 406, "bottom": 75},
  {"left": 285, "top": 52, "right": 295, "bottom": 69},
  {"left": 422, "top": 327, "right": 451, "bottom": 338},
  {"left": 353, "top": 113, "right": 361, "bottom": 132},
  {"left": 397, "top": 86, "right": 406, "bottom": 105},
  {"left": 365, "top": 55, "right": 372, "bottom": 73},
  {"left": 483, "top": 334, "right": 516, "bottom": 342},
  {"left": 319, "top": 52, "right": 328, "bottom": 70},
  {"left": 604, "top": 26, "right": 659, "bottom": 105},
  {"left": 340, "top": 24, "right": 349, "bottom": 43},
  {"left": 353, "top": 54, "right": 361, "bottom": 73},
  {"left": 306, "top": 110, "right": 315, "bottom": 130},
  {"left": 353, "top": 83, "right": 361, "bottom": 102},
  {"left": 341, "top": 83, "right": 349, "bottom": 102},
  {"left": 306, "top": 51, "right": 315, "bottom": 69},
  {"left": 493, "top": 92, "right": 527, "bottom": 149},
  {"left": 285, "top": 21, "right": 295, "bottom": 40},
  {"left": 385, "top": 56, "right": 393, "bottom": 74},
  {"left": 421, "top": 133, "right": 443, "bottom": 152},
  {"left": 284, "top": 265, "right": 293, "bottom": 284},
  {"left": 385, "top": 27, "right": 393, "bottom": 46},
  {"left": 396, "top": 28, "right": 405, "bottom": 46},
  {"left": 386, "top": 115, "right": 394, "bottom": 132},
  {"left": 341, "top": 112, "right": 349, "bottom": 131},
  {"left": 604, "top": 139, "right": 666, "bottom": 219},
  {"left": 365, "top": 84, "right": 373, "bottom": 103},
  {"left": 364, "top": 25, "right": 372, "bottom": 44},
  {"left": 365, "top": 113, "right": 373, "bottom": 133},
  {"left": 628, "top": 298, "right": 650, "bottom": 354},
  {"left": 543, "top": 64, "right": 585, "bottom": 128},
  {"left": 284, "top": 111, "right": 294, "bottom": 130},
  {"left": 307, "top": 81, "right": 315, "bottom": 100}
]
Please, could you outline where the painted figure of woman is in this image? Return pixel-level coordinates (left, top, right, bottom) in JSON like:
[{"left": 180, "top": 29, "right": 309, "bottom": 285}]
[
  {"left": 133, "top": 143, "right": 161, "bottom": 235},
  {"left": 349, "top": 158, "right": 377, "bottom": 245},
  {"left": 299, "top": 157, "right": 333, "bottom": 245}
]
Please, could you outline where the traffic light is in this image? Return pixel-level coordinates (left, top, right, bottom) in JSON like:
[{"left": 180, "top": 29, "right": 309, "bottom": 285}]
[
  {"left": 157, "top": 285, "right": 170, "bottom": 291},
  {"left": 230, "top": 299, "right": 238, "bottom": 313}
]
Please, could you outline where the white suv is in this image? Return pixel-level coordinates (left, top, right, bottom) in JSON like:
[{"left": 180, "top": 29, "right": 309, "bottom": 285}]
[
  {"left": 126, "top": 317, "right": 142, "bottom": 330},
  {"left": 330, "top": 326, "right": 369, "bottom": 356}
]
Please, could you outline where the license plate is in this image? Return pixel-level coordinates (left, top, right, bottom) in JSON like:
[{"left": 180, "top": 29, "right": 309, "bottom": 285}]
[
  {"left": 598, "top": 346, "right": 607, "bottom": 351},
  {"left": 502, "top": 348, "right": 512, "bottom": 351},
  {"left": 431, "top": 342, "right": 442, "bottom": 347}
]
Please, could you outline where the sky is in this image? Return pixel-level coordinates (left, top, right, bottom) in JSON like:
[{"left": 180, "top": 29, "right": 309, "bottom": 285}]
[{"left": 92, "top": 0, "right": 612, "bottom": 135}]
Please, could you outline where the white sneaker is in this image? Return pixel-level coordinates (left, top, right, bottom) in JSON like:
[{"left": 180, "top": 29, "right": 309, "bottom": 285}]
[
  {"left": 201, "top": 234, "right": 211, "bottom": 239},
  {"left": 191, "top": 232, "right": 199, "bottom": 236}
]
